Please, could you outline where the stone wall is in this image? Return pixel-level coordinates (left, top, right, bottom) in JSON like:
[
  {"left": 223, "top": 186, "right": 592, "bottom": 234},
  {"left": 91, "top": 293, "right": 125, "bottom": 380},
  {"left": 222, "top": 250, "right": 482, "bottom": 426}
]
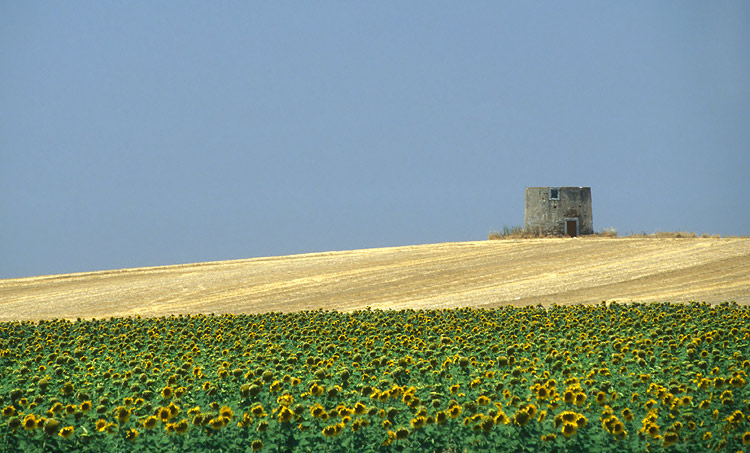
[{"left": 524, "top": 187, "right": 593, "bottom": 236}]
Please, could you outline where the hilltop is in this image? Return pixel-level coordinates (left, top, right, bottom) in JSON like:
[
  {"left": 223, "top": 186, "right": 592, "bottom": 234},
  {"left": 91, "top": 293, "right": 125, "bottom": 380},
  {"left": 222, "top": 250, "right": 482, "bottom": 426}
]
[{"left": 1, "top": 237, "right": 749, "bottom": 321}]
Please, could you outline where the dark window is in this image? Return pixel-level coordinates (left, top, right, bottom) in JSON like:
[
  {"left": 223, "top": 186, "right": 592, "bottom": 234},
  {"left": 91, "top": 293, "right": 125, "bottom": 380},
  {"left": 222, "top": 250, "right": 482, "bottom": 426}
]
[{"left": 549, "top": 188, "right": 560, "bottom": 200}]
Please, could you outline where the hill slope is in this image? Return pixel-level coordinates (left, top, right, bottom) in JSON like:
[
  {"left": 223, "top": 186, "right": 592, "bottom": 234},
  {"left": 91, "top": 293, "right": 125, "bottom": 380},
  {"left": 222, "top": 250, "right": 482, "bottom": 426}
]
[{"left": 1, "top": 237, "right": 749, "bottom": 321}]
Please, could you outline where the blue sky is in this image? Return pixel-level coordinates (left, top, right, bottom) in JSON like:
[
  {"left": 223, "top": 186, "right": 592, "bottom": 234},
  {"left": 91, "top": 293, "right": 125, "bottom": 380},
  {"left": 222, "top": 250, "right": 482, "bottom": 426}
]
[{"left": 2, "top": 2, "right": 748, "bottom": 278}]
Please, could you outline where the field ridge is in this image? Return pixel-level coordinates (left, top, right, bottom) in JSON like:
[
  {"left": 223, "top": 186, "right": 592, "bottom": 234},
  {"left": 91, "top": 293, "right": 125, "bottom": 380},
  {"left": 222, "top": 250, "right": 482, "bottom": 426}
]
[{"left": 1, "top": 237, "right": 749, "bottom": 321}]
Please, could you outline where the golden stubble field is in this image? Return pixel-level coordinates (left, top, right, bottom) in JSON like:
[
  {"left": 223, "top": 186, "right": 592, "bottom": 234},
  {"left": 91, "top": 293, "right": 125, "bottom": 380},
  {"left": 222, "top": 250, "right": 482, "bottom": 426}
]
[{"left": 1, "top": 237, "right": 749, "bottom": 321}]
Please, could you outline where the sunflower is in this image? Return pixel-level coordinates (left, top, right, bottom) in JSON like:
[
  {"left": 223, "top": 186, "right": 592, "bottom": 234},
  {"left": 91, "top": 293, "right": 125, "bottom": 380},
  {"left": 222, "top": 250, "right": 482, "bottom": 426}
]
[
  {"left": 574, "top": 393, "right": 586, "bottom": 405},
  {"left": 354, "top": 402, "right": 367, "bottom": 415},
  {"left": 237, "top": 412, "right": 253, "bottom": 428},
  {"left": 158, "top": 407, "right": 171, "bottom": 422},
  {"left": 125, "top": 428, "right": 139, "bottom": 442},
  {"left": 193, "top": 414, "right": 209, "bottom": 426},
  {"left": 662, "top": 431, "right": 678, "bottom": 447},
  {"left": 621, "top": 408, "right": 634, "bottom": 422},
  {"left": 167, "top": 402, "right": 180, "bottom": 419},
  {"left": 310, "top": 404, "right": 325, "bottom": 418},
  {"left": 23, "top": 414, "right": 37, "bottom": 430},
  {"left": 116, "top": 406, "right": 131, "bottom": 424},
  {"left": 161, "top": 386, "right": 173, "bottom": 399},
  {"left": 209, "top": 416, "right": 227, "bottom": 430},
  {"left": 7, "top": 417, "right": 20, "bottom": 430},
  {"left": 395, "top": 427, "right": 410, "bottom": 439},
  {"left": 142, "top": 415, "right": 158, "bottom": 430},
  {"left": 556, "top": 411, "right": 578, "bottom": 425},
  {"left": 174, "top": 419, "right": 189, "bottom": 434},
  {"left": 95, "top": 419, "right": 107, "bottom": 432},
  {"left": 61, "top": 382, "right": 75, "bottom": 396},
  {"left": 561, "top": 422, "right": 577, "bottom": 437},
  {"left": 477, "top": 396, "right": 491, "bottom": 406},
  {"left": 278, "top": 406, "right": 294, "bottom": 423},
  {"left": 448, "top": 405, "right": 462, "bottom": 419},
  {"left": 450, "top": 384, "right": 460, "bottom": 394},
  {"left": 410, "top": 416, "right": 427, "bottom": 429},
  {"left": 251, "top": 440, "right": 264, "bottom": 451},
  {"left": 219, "top": 405, "right": 234, "bottom": 420},
  {"left": 536, "top": 386, "right": 549, "bottom": 400},
  {"left": 58, "top": 426, "right": 74, "bottom": 439},
  {"left": 310, "top": 383, "right": 324, "bottom": 396},
  {"left": 277, "top": 394, "right": 294, "bottom": 407},
  {"left": 80, "top": 401, "right": 92, "bottom": 412},
  {"left": 322, "top": 424, "right": 340, "bottom": 437},
  {"left": 513, "top": 409, "right": 530, "bottom": 427},
  {"left": 43, "top": 418, "right": 60, "bottom": 436},
  {"left": 595, "top": 391, "right": 607, "bottom": 404},
  {"left": 742, "top": 431, "right": 750, "bottom": 445}
]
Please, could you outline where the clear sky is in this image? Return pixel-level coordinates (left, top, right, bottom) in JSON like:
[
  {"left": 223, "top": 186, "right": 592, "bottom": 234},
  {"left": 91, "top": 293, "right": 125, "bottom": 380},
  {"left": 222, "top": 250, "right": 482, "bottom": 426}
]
[{"left": 2, "top": 2, "right": 748, "bottom": 279}]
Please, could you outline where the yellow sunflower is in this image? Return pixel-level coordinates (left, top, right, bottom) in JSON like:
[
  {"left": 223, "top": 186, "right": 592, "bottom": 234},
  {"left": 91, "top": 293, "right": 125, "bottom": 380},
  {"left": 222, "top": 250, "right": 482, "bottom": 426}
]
[
  {"left": 174, "top": 419, "right": 189, "bottom": 434},
  {"left": 125, "top": 428, "right": 139, "bottom": 442},
  {"left": 58, "top": 426, "right": 74, "bottom": 439},
  {"left": 22, "top": 414, "right": 37, "bottom": 430},
  {"left": 142, "top": 415, "right": 158, "bottom": 430},
  {"left": 561, "top": 422, "right": 577, "bottom": 437},
  {"left": 161, "top": 386, "right": 173, "bottom": 399}
]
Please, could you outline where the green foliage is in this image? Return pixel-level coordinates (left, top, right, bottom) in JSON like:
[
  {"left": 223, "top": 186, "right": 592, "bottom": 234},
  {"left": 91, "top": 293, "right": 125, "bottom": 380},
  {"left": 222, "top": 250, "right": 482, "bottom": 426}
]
[{"left": 0, "top": 301, "right": 749, "bottom": 451}]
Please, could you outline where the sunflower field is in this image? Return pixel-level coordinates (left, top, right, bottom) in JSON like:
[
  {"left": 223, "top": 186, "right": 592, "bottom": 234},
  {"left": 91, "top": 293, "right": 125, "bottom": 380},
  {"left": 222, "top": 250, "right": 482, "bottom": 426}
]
[{"left": 1, "top": 301, "right": 749, "bottom": 452}]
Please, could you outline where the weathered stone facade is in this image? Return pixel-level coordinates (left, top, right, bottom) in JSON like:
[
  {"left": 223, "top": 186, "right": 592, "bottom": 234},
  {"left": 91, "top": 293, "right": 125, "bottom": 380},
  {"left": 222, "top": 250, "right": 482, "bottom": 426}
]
[{"left": 524, "top": 187, "right": 593, "bottom": 236}]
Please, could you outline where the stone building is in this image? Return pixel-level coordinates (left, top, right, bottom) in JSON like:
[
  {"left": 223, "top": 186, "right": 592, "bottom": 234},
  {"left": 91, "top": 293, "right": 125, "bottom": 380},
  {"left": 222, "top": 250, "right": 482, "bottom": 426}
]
[{"left": 524, "top": 187, "right": 593, "bottom": 237}]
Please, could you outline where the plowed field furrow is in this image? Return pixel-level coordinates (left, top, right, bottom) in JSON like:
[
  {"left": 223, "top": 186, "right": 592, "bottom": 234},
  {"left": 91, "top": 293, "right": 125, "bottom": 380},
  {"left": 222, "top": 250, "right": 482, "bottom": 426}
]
[{"left": 1, "top": 238, "right": 749, "bottom": 320}]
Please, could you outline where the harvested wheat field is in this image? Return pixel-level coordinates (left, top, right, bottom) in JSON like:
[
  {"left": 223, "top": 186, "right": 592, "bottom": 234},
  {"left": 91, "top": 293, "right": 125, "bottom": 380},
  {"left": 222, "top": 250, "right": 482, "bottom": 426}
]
[{"left": 1, "top": 237, "right": 749, "bottom": 321}]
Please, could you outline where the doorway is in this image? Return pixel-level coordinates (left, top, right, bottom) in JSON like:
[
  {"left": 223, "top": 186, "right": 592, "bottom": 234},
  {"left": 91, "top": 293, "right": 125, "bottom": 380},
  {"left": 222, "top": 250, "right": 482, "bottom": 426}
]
[{"left": 565, "top": 218, "right": 579, "bottom": 237}]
